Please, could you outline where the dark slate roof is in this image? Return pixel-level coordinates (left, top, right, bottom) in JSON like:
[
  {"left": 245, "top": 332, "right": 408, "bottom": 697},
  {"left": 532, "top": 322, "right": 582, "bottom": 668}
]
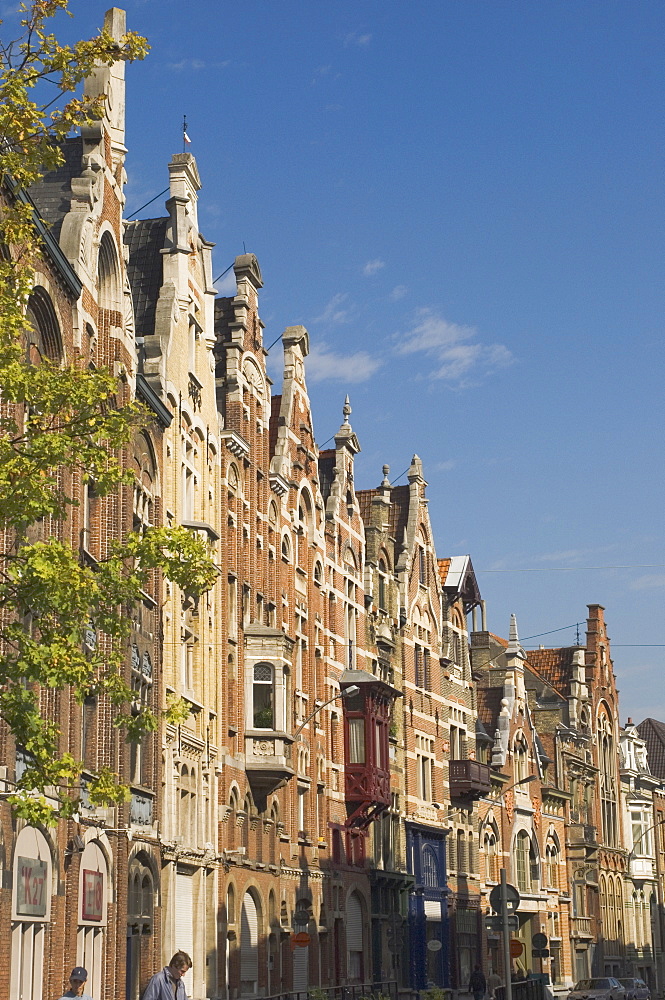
[
  {"left": 28, "top": 136, "right": 82, "bottom": 239},
  {"left": 636, "top": 718, "right": 665, "bottom": 779},
  {"left": 124, "top": 218, "right": 168, "bottom": 337}
]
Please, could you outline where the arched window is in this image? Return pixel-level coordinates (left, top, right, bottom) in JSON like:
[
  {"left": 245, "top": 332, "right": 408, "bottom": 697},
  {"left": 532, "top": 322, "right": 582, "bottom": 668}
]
[
  {"left": 281, "top": 533, "right": 291, "bottom": 563},
  {"left": 514, "top": 831, "right": 531, "bottom": 892},
  {"left": 10, "top": 826, "right": 53, "bottom": 1000},
  {"left": 598, "top": 710, "right": 618, "bottom": 846},
  {"left": 26, "top": 286, "right": 63, "bottom": 362},
  {"left": 347, "top": 891, "right": 364, "bottom": 982},
  {"left": 482, "top": 825, "right": 500, "bottom": 882},
  {"left": 126, "top": 854, "right": 155, "bottom": 1000},
  {"left": 77, "top": 838, "right": 109, "bottom": 999},
  {"left": 378, "top": 557, "right": 388, "bottom": 611},
  {"left": 545, "top": 837, "right": 559, "bottom": 889},
  {"left": 422, "top": 846, "right": 439, "bottom": 887},
  {"left": 514, "top": 736, "right": 529, "bottom": 784},
  {"left": 253, "top": 663, "right": 274, "bottom": 729},
  {"left": 240, "top": 891, "right": 260, "bottom": 994},
  {"left": 97, "top": 230, "right": 121, "bottom": 313}
]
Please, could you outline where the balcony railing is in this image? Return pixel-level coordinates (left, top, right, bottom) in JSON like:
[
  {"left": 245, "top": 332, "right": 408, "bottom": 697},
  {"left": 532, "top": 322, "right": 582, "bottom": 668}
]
[
  {"left": 570, "top": 916, "right": 593, "bottom": 937},
  {"left": 449, "top": 759, "right": 492, "bottom": 799}
]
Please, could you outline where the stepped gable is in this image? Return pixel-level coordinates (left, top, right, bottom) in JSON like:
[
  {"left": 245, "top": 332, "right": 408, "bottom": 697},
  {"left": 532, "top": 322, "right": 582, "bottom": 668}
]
[
  {"left": 124, "top": 217, "right": 168, "bottom": 336},
  {"left": 28, "top": 136, "right": 83, "bottom": 238},
  {"left": 636, "top": 717, "right": 665, "bottom": 779}
]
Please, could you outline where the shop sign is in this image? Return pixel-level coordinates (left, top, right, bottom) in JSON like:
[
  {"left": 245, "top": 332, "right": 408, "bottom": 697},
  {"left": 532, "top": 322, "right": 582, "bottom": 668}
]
[
  {"left": 82, "top": 869, "right": 104, "bottom": 921},
  {"left": 16, "top": 857, "right": 48, "bottom": 917}
]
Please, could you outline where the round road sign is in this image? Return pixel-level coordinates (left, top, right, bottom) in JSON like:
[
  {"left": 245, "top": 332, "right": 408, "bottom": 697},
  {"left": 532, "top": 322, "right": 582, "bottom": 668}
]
[
  {"left": 489, "top": 883, "right": 521, "bottom": 914},
  {"left": 509, "top": 940, "right": 524, "bottom": 958},
  {"left": 532, "top": 932, "right": 548, "bottom": 950}
]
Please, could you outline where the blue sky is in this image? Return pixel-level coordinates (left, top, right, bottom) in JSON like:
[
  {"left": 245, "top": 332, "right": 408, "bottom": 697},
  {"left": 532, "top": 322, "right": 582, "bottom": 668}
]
[{"left": 13, "top": 1, "right": 665, "bottom": 721}]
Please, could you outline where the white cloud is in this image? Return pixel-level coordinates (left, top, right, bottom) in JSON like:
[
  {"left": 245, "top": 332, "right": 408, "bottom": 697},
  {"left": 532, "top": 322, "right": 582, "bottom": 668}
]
[
  {"left": 537, "top": 549, "right": 589, "bottom": 564},
  {"left": 362, "top": 258, "right": 385, "bottom": 276},
  {"left": 167, "top": 58, "right": 229, "bottom": 72},
  {"left": 435, "top": 459, "right": 456, "bottom": 472},
  {"left": 344, "top": 31, "right": 372, "bottom": 47},
  {"left": 306, "top": 342, "right": 381, "bottom": 384},
  {"left": 630, "top": 574, "right": 665, "bottom": 591},
  {"left": 312, "top": 293, "right": 352, "bottom": 326},
  {"left": 394, "top": 309, "right": 514, "bottom": 386},
  {"left": 389, "top": 284, "right": 407, "bottom": 300}
]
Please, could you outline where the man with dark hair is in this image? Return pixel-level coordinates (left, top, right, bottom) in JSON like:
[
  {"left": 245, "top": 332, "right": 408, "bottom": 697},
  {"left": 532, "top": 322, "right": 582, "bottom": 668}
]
[
  {"left": 56, "top": 967, "right": 94, "bottom": 1000},
  {"left": 142, "top": 952, "right": 192, "bottom": 999},
  {"left": 469, "top": 964, "right": 487, "bottom": 1000}
]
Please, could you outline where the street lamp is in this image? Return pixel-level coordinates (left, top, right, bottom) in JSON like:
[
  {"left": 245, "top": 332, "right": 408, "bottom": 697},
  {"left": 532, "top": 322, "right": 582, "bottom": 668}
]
[
  {"left": 292, "top": 684, "right": 360, "bottom": 741},
  {"left": 500, "top": 774, "right": 538, "bottom": 796}
]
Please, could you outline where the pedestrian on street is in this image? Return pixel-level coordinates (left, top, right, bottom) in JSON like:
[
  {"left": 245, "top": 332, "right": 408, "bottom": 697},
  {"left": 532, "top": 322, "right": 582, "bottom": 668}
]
[
  {"left": 142, "top": 951, "right": 192, "bottom": 1000},
  {"left": 487, "top": 970, "right": 503, "bottom": 998},
  {"left": 56, "top": 966, "right": 94, "bottom": 1000},
  {"left": 469, "top": 964, "right": 487, "bottom": 1000}
]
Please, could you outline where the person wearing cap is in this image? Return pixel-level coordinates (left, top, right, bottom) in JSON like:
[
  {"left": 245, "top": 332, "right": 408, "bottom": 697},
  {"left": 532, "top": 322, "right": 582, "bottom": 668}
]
[
  {"left": 142, "top": 951, "right": 192, "bottom": 999},
  {"left": 56, "top": 966, "right": 94, "bottom": 1000}
]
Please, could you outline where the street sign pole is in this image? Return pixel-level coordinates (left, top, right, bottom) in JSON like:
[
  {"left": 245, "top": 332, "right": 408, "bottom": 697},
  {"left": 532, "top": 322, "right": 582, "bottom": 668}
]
[{"left": 501, "top": 868, "right": 513, "bottom": 1000}]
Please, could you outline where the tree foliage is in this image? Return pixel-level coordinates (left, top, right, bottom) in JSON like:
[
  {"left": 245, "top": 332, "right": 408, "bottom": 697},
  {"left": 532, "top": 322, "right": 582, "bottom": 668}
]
[{"left": 0, "top": 2, "right": 217, "bottom": 824}]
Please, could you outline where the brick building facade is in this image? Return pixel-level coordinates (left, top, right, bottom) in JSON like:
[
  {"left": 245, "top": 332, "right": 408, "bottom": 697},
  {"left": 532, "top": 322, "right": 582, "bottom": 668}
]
[{"left": 4, "top": 9, "right": 665, "bottom": 1000}]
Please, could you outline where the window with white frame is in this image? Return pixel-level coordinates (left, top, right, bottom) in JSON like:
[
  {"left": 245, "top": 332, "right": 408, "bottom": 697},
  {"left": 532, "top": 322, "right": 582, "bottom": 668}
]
[
  {"left": 252, "top": 663, "right": 274, "bottom": 729},
  {"left": 631, "top": 808, "right": 653, "bottom": 857},
  {"left": 10, "top": 826, "right": 52, "bottom": 1000},
  {"left": 514, "top": 830, "right": 531, "bottom": 892},
  {"left": 416, "top": 734, "right": 434, "bottom": 801}
]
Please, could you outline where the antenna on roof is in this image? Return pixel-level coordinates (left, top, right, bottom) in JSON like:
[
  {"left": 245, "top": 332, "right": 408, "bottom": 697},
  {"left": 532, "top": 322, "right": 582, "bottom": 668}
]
[
  {"left": 575, "top": 621, "right": 581, "bottom": 645},
  {"left": 183, "top": 115, "right": 191, "bottom": 153}
]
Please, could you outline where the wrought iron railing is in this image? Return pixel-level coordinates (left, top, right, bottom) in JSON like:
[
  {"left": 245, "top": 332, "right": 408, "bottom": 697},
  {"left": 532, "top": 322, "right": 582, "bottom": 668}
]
[{"left": 263, "top": 980, "right": 399, "bottom": 1000}]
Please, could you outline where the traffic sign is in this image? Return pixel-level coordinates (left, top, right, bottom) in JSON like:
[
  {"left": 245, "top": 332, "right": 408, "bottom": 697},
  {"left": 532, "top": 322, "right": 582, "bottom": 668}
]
[
  {"left": 532, "top": 932, "right": 548, "bottom": 950},
  {"left": 292, "top": 932, "right": 310, "bottom": 947},
  {"left": 485, "top": 915, "right": 519, "bottom": 932},
  {"left": 489, "top": 883, "right": 520, "bottom": 914},
  {"left": 533, "top": 949, "right": 550, "bottom": 959},
  {"left": 509, "top": 940, "right": 524, "bottom": 958}
]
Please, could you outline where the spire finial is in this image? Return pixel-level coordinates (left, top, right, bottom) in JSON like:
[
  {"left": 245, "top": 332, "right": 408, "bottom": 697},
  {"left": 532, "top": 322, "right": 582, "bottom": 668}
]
[
  {"left": 506, "top": 613, "right": 526, "bottom": 661},
  {"left": 183, "top": 115, "right": 192, "bottom": 152},
  {"left": 381, "top": 464, "right": 391, "bottom": 486},
  {"left": 342, "top": 395, "right": 351, "bottom": 425},
  {"left": 509, "top": 613, "right": 519, "bottom": 645}
]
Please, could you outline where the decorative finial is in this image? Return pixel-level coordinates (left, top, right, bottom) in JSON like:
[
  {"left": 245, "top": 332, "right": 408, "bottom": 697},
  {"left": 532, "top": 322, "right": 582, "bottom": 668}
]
[
  {"left": 183, "top": 115, "right": 191, "bottom": 153},
  {"left": 509, "top": 613, "right": 519, "bottom": 645},
  {"left": 506, "top": 613, "right": 526, "bottom": 661},
  {"left": 342, "top": 395, "right": 351, "bottom": 425},
  {"left": 382, "top": 464, "right": 391, "bottom": 486}
]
